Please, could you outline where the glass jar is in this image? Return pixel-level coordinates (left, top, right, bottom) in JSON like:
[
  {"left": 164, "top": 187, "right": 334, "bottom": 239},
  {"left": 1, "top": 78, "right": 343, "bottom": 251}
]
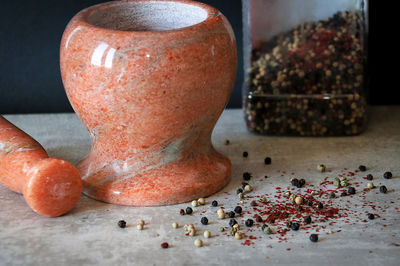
[{"left": 242, "top": 0, "right": 368, "bottom": 136}]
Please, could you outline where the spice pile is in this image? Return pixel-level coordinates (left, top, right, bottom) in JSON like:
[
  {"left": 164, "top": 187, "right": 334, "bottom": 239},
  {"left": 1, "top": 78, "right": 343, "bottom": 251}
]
[{"left": 245, "top": 10, "right": 367, "bottom": 136}]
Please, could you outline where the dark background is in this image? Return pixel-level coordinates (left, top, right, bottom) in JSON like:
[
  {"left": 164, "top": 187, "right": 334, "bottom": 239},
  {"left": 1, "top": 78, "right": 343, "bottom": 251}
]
[{"left": 0, "top": 0, "right": 395, "bottom": 114}]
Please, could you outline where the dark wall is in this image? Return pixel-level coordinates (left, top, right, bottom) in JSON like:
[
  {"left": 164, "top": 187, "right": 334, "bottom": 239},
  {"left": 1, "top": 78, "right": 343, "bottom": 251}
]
[{"left": 0, "top": 0, "right": 395, "bottom": 114}]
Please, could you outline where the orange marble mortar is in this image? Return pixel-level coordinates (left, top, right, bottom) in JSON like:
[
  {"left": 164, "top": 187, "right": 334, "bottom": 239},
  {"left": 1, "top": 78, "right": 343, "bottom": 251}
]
[{"left": 60, "top": 0, "right": 237, "bottom": 206}]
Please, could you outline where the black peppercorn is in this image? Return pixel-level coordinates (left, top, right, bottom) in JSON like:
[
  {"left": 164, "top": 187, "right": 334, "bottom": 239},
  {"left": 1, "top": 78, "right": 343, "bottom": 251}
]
[
  {"left": 286, "top": 222, "right": 292, "bottom": 228},
  {"left": 243, "top": 172, "right": 251, "bottom": 181},
  {"left": 304, "top": 216, "right": 312, "bottom": 224},
  {"left": 245, "top": 219, "right": 254, "bottom": 227},
  {"left": 358, "top": 165, "right": 367, "bottom": 172},
  {"left": 211, "top": 200, "right": 218, "bottom": 207},
  {"left": 366, "top": 174, "right": 373, "bottom": 180},
  {"left": 309, "top": 234, "right": 318, "bottom": 242},
  {"left": 341, "top": 191, "right": 348, "bottom": 197},
  {"left": 243, "top": 151, "right": 248, "bottom": 158},
  {"left": 228, "top": 211, "right": 235, "bottom": 218},
  {"left": 201, "top": 217, "right": 208, "bottom": 225},
  {"left": 186, "top": 207, "right": 193, "bottom": 215},
  {"left": 291, "top": 178, "right": 299, "bottom": 187},
  {"left": 318, "top": 203, "right": 323, "bottom": 209},
  {"left": 291, "top": 222, "right": 300, "bottom": 231},
  {"left": 368, "top": 213, "right": 375, "bottom": 220},
  {"left": 241, "top": 183, "right": 249, "bottom": 189},
  {"left": 118, "top": 220, "right": 126, "bottom": 228},
  {"left": 329, "top": 192, "right": 336, "bottom": 198},
  {"left": 264, "top": 157, "right": 272, "bottom": 165},
  {"left": 383, "top": 172, "right": 392, "bottom": 179},
  {"left": 348, "top": 187, "right": 356, "bottom": 195},
  {"left": 379, "top": 185, "right": 388, "bottom": 194},
  {"left": 229, "top": 218, "right": 238, "bottom": 227},
  {"left": 236, "top": 188, "right": 243, "bottom": 194},
  {"left": 256, "top": 215, "right": 263, "bottom": 223},
  {"left": 234, "top": 206, "right": 242, "bottom": 214},
  {"left": 298, "top": 179, "right": 306, "bottom": 188}
]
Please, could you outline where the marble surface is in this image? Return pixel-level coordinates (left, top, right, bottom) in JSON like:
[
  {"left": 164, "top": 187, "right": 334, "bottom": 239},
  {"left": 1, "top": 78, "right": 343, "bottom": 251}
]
[{"left": 1, "top": 107, "right": 400, "bottom": 266}]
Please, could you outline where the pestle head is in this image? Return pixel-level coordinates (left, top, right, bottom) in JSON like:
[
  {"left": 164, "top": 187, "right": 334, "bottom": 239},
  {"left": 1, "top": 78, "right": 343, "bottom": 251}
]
[{"left": 23, "top": 158, "right": 82, "bottom": 217}]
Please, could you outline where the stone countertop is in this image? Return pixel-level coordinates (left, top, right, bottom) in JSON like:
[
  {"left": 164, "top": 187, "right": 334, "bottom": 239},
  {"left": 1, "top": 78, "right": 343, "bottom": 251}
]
[{"left": 1, "top": 107, "right": 400, "bottom": 266}]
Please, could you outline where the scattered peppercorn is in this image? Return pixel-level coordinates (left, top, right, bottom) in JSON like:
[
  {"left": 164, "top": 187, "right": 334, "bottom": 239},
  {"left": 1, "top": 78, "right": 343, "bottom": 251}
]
[
  {"left": 286, "top": 222, "right": 292, "bottom": 228},
  {"left": 180, "top": 209, "right": 185, "bottom": 215},
  {"left": 359, "top": 165, "right": 367, "bottom": 172},
  {"left": 318, "top": 203, "right": 323, "bottom": 209},
  {"left": 234, "top": 206, "right": 242, "bottom": 214},
  {"left": 341, "top": 191, "right": 348, "bottom": 197},
  {"left": 295, "top": 196, "right": 303, "bottom": 205},
  {"left": 261, "top": 224, "right": 268, "bottom": 231},
  {"left": 118, "top": 220, "right": 126, "bottom": 228},
  {"left": 204, "top": 230, "right": 211, "bottom": 238},
  {"left": 211, "top": 200, "right": 218, "bottom": 207},
  {"left": 263, "top": 226, "right": 272, "bottom": 234},
  {"left": 241, "top": 182, "right": 249, "bottom": 189},
  {"left": 317, "top": 164, "right": 326, "bottom": 172},
  {"left": 186, "top": 207, "right": 193, "bottom": 215},
  {"left": 235, "top": 232, "right": 242, "bottom": 239},
  {"left": 384, "top": 172, "right": 392, "bottom": 179},
  {"left": 367, "top": 182, "right": 375, "bottom": 189},
  {"left": 217, "top": 208, "right": 225, "bottom": 219},
  {"left": 161, "top": 242, "right": 169, "bottom": 249},
  {"left": 291, "top": 178, "right": 299, "bottom": 187},
  {"left": 229, "top": 219, "right": 238, "bottom": 227},
  {"left": 236, "top": 188, "right": 243, "bottom": 194},
  {"left": 243, "top": 172, "right": 251, "bottom": 181},
  {"left": 224, "top": 139, "right": 230, "bottom": 145},
  {"left": 245, "top": 219, "right": 254, "bottom": 227},
  {"left": 191, "top": 200, "right": 199, "bottom": 207},
  {"left": 201, "top": 217, "right": 208, "bottom": 225},
  {"left": 290, "top": 222, "right": 300, "bottom": 231},
  {"left": 329, "top": 192, "right": 336, "bottom": 199},
  {"left": 250, "top": 200, "right": 258, "bottom": 206},
  {"left": 299, "top": 179, "right": 306, "bottom": 188},
  {"left": 380, "top": 185, "right": 388, "bottom": 194},
  {"left": 228, "top": 211, "right": 235, "bottom": 218},
  {"left": 333, "top": 178, "right": 341, "bottom": 187},
  {"left": 366, "top": 174, "right": 373, "bottom": 180},
  {"left": 309, "top": 234, "right": 319, "bottom": 242},
  {"left": 137, "top": 224, "right": 143, "bottom": 230},
  {"left": 194, "top": 239, "right": 203, "bottom": 247},
  {"left": 348, "top": 187, "right": 356, "bottom": 195},
  {"left": 244, "top": 184, "right": 253, "bottom": 192},
  {"left": 172, "top": 222, "right": 178, "bottom": 229},
  {"left": 242, "top": 151, "right": 248, "bottom": 158},
  {"left": 256, "top": 215, "right": 263, "bottom": 223},
  {"left": 198, "top": 198, "right": 205, "bottom": 205},
  {"left": 304, "top": 216, "right": 312, "bottom": 224},
  {"left": 368, "top": 213, "right": 375, "bottom": 220},
  {"left": 264, "top": 157, "right": 272, "bottom": 165}
]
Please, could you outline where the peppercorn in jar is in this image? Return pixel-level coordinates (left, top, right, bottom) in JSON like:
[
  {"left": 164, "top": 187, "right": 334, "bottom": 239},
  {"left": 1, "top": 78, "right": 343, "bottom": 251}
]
[{"left": 242, "top": 0, "right": 368, "bottom": 136}]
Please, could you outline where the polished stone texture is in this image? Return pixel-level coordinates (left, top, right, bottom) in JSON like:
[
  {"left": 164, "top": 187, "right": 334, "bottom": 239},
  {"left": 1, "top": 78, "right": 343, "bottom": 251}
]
[
  {"left": 60, "top": 0, "right": 237, "bottom": 206},
  {"left": 1, "top": 107, "right": 399, "bottom": 265},
  {"left": 0, "top": 116, "right": 82, "bottom": 217}
]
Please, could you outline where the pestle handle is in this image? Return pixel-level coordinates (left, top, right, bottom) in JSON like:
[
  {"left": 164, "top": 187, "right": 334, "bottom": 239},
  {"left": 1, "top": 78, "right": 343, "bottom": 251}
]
[{"left": 0, "top": 116, "right": 82, "bottom": 217}]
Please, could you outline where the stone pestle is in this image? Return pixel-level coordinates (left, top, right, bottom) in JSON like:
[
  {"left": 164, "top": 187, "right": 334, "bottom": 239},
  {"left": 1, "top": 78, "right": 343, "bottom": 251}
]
[{"left": 0, "top": 116, "right": 82, "bottom": 217}]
